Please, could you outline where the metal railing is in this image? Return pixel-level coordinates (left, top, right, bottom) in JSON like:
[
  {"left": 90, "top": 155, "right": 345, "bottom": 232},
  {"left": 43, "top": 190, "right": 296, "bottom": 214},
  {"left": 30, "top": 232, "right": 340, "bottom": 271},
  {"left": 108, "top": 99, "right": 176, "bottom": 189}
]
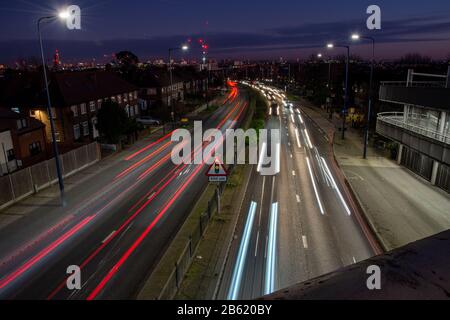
[
  {"left": 377, "top": 112, "right": 450, "bottom": 144},
  {"left": 380, "top": 81, "right": 447, "bottom": 88}
]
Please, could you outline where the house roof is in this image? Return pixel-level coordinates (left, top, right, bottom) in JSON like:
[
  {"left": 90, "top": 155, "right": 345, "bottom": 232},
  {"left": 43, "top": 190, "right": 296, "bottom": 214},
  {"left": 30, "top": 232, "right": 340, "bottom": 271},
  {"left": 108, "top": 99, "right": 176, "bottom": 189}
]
[
  {"left": 51, "top": 70, "right": 138, "bottom": 106},
  {"left": 128, "top": 66, "right": 182, "bottom": 88},
  {"left": 0, "top": 69, "right": 138, "bottom": 109},
  {"left": 0, "top": 107, "right": 44, "bottom": 133}
]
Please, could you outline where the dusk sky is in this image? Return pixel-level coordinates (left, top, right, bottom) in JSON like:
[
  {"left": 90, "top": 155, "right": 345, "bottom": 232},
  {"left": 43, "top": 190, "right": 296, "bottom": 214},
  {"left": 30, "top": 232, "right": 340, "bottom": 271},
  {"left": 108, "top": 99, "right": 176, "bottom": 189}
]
[{"left": 1, "top": 0, "right": 450, "bottom": 64}]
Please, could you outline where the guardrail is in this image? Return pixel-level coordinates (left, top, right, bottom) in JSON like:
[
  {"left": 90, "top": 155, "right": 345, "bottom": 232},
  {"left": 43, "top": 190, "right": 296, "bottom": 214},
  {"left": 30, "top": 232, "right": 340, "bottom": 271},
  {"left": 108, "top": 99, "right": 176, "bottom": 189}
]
[
  {"left": 380, "top": 81, "right": 446, "bottom": 88},
  {"left": 377, "top": 112, "right": 450, "bottom": 144}
]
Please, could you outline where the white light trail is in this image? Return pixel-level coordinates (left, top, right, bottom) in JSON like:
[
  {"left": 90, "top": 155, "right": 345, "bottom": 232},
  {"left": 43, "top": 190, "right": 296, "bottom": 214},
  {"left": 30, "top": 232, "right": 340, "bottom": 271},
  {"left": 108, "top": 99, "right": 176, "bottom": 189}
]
[
  {"left": 321, "top": 157, "right": 351, "bottom": 215},
  {"left": 228, "top": 201, "right": 257, "bottom": 300},
  {"left": 295, "top": 128, "right": 302, "bottom": 148},
  {"left": 303, "top": 129, "right": 313, "bottom": 149},
  {"left": 306, "top": 157, "right": 324, "bottom": 215},
  {"left": 298, "top": 114, "right": 304, "bottom": 124},
  {"left": 265, "top": 202, "right": 278, "bottom": 295}
]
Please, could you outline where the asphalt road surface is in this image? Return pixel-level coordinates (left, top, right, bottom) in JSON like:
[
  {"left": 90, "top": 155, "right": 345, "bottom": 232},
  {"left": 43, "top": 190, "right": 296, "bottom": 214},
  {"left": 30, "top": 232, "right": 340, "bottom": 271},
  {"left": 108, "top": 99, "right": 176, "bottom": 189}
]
[
  {"left": 0, "top": 84, "right": 249, "bottom": 300},
  {"left": 219, "top": 88, "right": 382, "bottom": 300}
]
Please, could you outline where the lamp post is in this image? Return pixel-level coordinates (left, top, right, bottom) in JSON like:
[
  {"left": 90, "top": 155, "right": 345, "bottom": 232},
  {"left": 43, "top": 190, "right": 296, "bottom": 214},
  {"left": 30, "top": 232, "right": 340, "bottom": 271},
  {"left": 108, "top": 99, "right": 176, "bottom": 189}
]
[
  {"left": 168, "top": 45, "right": 189, "bottom": 129},
  {"left": 38, "top": 10, "right": 71, "bottom": 206},
  {"left": 327, "top": 43, "right": 350, "bottom": 140},
  {"left": 351, "top": 33, "right": 375, "bottom": 159},
  {"left": 318, "top": 53, "right": 333, "bottom": 115}
]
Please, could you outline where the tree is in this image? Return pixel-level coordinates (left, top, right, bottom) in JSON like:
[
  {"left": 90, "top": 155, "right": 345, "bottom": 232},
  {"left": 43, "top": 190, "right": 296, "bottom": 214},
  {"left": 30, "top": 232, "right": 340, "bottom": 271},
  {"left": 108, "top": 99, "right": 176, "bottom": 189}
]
[
  {"left": 96, "top": 100, "right": 128, "bottom": 144},
  {"left": 115, "top": 51, "right": 139, "bottom": 67}
]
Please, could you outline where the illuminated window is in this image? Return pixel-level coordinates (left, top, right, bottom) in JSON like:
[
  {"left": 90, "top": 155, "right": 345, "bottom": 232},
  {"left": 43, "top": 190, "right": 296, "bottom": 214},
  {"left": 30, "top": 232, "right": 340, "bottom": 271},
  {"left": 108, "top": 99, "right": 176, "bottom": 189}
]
[{"left": 71, "top": 105, "right": 78, "bottom": 117}]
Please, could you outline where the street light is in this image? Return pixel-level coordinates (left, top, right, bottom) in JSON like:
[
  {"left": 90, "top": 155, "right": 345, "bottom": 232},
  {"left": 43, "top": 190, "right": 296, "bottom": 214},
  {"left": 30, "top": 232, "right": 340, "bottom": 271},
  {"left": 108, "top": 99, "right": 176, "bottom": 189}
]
[
  {"left": 318, "top": 53, "right": 333, "bottom": 116},
  {"left": 351, "top": 33, "right": 375, "bottom": 159},
  {"left": 37, "top": 10, "right": 72, "bottom": 206},
  {"left": 168, "top": 45, "right": 189, "bottom": 129},
  {"left": 327, "top": 42, "right": 350, "bottom": 140}
]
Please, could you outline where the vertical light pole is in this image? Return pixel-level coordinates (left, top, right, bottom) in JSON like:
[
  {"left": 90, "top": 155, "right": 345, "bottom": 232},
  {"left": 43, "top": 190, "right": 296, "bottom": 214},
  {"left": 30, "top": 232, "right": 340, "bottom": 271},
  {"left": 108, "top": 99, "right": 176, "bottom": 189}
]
[
  {"left": 318, "top": 53, "right": 333, "bottom": 114},
  {"left": 327, "top": 43, "right": 350, "bottom": 140},
  {"left": 351, "top": 34, "right": 375, "bottom": 159},
  {"left": 38, "top": 11, "right": 71, "bottom": 206},
  {"left": 168, "top": 45, "right": 189, "bottom": 129}
]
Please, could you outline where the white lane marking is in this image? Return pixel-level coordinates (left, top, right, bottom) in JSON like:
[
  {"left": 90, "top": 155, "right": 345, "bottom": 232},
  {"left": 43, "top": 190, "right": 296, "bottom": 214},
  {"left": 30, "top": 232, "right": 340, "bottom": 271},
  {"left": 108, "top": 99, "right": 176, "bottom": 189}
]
[
  {"left": 290, "top": 114, "right": 295, "bottom": 124},
  {"left": 257, "top": 142, "right": 267, "bottom": 173},
  {"left": 259, "top": 176, "right": 266, "bottom": 226},
  {"left": 295, "top": 128, "right": 302, "bottom": 148},
  {"left": 102, "top": 230, "right": 116, "bottom": 244},
  {"left": 306, "top": 157, "right": 325, "bottom": 215},
  {"left": 298, "top": 114, "right": 304, "bottom": 124},
  {"left": 255, "top": 230, "right": 260, "bottom": 257},
  {"left": 264, "top": 202, "right": 278, "bottom": 295},
  {"left": 292, "top": 170, "right": 296, "bottom": 176},
  {"left": 290, "top": 153, "right": 293, "bottom": 158},
  {"left": 302, "top": 235, "right": 308, "bottom": 249},
  {"left": 228, "top": 201, "right": 257, "bottom": 300},
  {"left": 321, "top": 157, "right": 351, "bottom": 216},
  {"left": 296, "top": 194, "right": 301, "bottom": 203}
]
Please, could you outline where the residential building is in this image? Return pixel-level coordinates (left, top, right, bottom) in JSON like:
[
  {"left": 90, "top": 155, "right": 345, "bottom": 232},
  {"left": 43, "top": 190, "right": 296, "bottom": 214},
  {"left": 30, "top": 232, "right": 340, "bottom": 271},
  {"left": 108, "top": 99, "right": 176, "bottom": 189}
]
[
  {"left": 0, "top": 108, "right": 47, "bottom": 174},
  {"left": 377, "top": 68, "right": 450, "bottom": 192},
  {"left": 26, "top": 70, "right": 139, "bottom": 147}
]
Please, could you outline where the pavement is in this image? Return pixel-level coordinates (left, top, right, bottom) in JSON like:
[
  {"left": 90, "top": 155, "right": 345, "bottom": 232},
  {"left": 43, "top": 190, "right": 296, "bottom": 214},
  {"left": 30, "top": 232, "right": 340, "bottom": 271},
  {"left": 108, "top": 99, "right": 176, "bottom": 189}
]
[
  {"left": 0, "top": 86, "right": 249, "bottom": 299},
  {"left": 298, "top": 98, "right": 450, "bottom": 251}
]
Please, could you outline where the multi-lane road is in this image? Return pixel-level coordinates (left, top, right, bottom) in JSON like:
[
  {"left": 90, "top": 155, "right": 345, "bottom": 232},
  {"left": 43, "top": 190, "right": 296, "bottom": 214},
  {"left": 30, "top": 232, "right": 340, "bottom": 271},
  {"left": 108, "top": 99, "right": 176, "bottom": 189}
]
[
  {"left": 0, "top": 84, "right": 248, "bottom": 299},
  {"left": 219, "top": 85, "right": 383, "bottom": 300}
]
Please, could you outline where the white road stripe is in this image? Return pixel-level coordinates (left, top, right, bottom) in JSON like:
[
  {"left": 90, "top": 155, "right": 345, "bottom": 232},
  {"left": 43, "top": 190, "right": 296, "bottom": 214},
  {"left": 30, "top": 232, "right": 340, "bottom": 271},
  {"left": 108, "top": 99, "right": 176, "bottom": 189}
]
[
  {"left": 102, "top": 230, "right": 116, "bottom": 244},
  {"left": 302, "top": 235, "right": 308, "bottom": 249},
  {"left": 296, "top": 194, "right": 301, "bottom": 203}
]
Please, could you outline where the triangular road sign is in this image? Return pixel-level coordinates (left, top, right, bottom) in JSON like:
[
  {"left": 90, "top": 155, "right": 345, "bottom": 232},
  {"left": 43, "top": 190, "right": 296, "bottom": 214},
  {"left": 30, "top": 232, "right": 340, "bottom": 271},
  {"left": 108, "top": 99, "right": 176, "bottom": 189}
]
[{"left": 206, "top": 158, "right": 228, "bottom": 176}]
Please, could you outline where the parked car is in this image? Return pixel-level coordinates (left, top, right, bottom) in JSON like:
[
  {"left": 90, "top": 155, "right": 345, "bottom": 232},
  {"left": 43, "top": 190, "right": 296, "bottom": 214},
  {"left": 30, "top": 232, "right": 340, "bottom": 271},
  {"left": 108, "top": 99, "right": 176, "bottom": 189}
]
[{"left": 136, "top": 116, "right": 161, "bottom": 126}]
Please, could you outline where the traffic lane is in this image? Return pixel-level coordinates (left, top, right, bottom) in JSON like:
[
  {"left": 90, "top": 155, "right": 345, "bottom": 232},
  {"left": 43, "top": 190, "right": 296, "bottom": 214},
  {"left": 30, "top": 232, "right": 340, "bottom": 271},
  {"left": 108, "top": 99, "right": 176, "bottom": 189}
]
[
  {"left": 0, "top": 92, "right": 245, "bottom": 287},
  {"left": 74, "top": 97, "right": 250, "bottom": 299},
  {"left": 0, "top": 94, "right": 248, "bottom": 298},
  {"left": 216, "top": 165, "right": 258, "bottom": 300},
  {"left": 237, "top": 114, "right": 280, "bottom": 299},
  {"left": 1, "top": 158, "right": 178, "bottom": 299},
  {"left": 0, "top": 89, "right": 241, "bottom": 266},
  {"left": 240, "top": 174, "right": 275, "bottom": 299},
  {"left": 280, "top": 106, "right": 350, "bottom": 277},
  {"left": 276, "top": 112, "right": 312, "bottom": 290},
  {"left": 294, "top": 107, "right": 376, "bottom": 261}
]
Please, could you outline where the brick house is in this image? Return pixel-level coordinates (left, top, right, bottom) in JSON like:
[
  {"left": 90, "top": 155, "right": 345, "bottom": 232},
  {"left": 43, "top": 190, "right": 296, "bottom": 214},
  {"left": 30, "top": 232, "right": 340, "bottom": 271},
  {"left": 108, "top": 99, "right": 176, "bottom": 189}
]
[
  {"left": 27, "top": 70, "right": 139, "bottom": 148},
  {"left": 0, "top": 108, "right": 47, "bottom": 174}
]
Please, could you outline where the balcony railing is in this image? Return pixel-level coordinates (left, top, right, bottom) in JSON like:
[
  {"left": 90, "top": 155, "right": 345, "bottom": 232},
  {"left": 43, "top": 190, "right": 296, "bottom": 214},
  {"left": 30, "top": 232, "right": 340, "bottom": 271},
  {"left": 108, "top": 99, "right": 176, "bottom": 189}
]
[
  {"left": 380, "top": 81, "right": 447, "bottom": 88},
  {"left": 377, "top": 112, "right": 450, "bottom": 145}
]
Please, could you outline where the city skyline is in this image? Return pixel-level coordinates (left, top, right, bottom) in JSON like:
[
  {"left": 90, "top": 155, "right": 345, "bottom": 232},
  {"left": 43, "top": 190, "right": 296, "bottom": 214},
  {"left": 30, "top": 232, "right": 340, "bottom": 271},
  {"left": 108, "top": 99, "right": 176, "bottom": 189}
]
[{"left": 1, "top": 0, "right": 450, "bottom": 64}]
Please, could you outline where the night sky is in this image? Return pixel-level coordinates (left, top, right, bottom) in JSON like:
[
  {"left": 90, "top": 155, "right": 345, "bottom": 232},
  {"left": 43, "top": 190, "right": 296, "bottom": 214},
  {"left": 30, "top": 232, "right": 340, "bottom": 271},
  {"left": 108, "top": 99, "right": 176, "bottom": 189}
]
[{"left": 1, "top": 0, "right": 450, "bottom": 64}]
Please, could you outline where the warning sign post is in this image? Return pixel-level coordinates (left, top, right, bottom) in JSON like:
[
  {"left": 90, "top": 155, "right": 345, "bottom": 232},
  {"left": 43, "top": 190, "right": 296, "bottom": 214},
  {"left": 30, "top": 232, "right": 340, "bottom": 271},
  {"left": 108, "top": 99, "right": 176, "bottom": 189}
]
[{"left": 206, "top": 159, "right": 228, "bottom": 182}]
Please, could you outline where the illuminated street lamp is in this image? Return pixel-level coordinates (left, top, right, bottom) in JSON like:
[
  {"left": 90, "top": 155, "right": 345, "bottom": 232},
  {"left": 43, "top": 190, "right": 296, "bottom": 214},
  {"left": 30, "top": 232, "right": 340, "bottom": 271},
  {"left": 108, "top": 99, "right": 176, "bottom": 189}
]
[
  {"left": 318, "top": 53, "right": 333, "bottom": 115},
  {"left": 168, "top": 45, "right": 189, "bottom": 129},
  {"left": 37, "top": 9, "right": 73, "bottom": 206},
  {"left": 327, "top": 42, "right": 350, "bottom": 140},
  {"left": 351, "top": 33, "right": 376, "bottom": 159}
]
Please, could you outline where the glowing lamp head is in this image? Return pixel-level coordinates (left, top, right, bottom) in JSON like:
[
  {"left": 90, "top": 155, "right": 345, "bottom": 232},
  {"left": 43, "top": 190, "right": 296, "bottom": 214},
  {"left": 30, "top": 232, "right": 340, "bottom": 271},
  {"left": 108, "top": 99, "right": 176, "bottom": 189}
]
[
  {"left": 317, "top": 53, "right": 323, "bottom": 58},
  {"left": 351, "top": 34, "right": 360, "bottom": 40},
  {"left": 181, "top": 45, "right": 189, "bottom": 51},
  {"left": 58, "top": 10, "right": 70, "bottom": 19},
  {"left": 327, "top": 43, "right": 334, "bottom": 49}
]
